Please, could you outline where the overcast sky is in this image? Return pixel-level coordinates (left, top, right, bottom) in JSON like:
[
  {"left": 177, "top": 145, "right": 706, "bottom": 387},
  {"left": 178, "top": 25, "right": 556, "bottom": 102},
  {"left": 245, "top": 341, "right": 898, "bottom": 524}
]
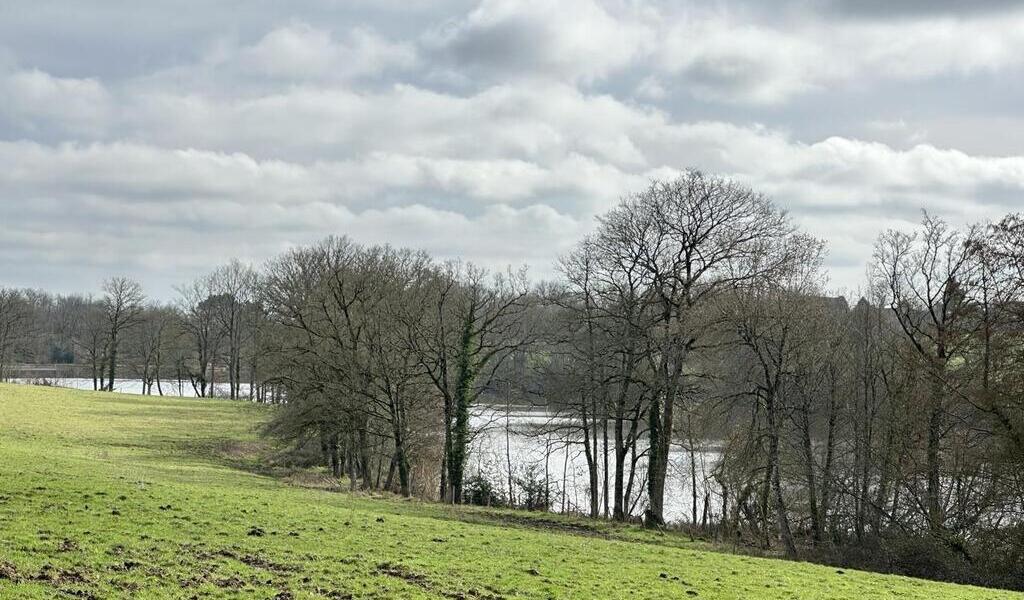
[{"left": 2, "top": 0, "right": 1024, "bottom": 299}]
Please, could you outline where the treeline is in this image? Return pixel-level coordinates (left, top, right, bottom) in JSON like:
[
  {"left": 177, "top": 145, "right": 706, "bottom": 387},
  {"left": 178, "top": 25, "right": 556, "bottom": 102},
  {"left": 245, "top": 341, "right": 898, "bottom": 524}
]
[
  {"left": 0, "top": 261, "right": 278, "bottom": 400},
  {"left": 1, "top": 171, "right": 1022, "bottom": 588},
  {"left": 542, "top": 175, "right": 1024, "bottom": 587}
]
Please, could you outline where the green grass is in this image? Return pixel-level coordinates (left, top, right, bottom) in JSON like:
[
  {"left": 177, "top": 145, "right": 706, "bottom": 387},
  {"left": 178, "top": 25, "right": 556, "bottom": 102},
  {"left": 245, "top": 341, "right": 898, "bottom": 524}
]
[{"left": 0, "top": 383, "right": 1018, "bottom": 599}]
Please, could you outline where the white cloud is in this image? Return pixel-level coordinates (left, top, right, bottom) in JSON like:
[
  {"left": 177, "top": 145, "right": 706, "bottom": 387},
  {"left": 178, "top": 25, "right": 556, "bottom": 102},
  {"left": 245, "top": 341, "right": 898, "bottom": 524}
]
[
  {"left": 655, "top": 10, "right": 1024, "bottom": 104},
  {"left": 2, "top": 0, "right": 1024, "bottom": 296},
  {"left": 3, "top": 100, "right": 1024, "bottom": 295},
  {"left": 0, "top": 68, "right": 112, "bottom": 134},
  {"left": 236, "top": 23, "right": 417, "bottom": 80}
]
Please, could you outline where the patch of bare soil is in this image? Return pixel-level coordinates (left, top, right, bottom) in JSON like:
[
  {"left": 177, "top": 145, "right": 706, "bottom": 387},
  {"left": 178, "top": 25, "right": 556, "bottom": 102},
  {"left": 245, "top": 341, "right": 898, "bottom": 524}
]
[
  {"left": 57, "top": 538, "right": 79, "bottom": 552},
  {"left": 374, "top": 562, "right": 430, "bottom": 585},
  {"left": 282, "top": 471, "right": 344, "bottom": 490},
  {"left": 212, "top": 548, "right": 298, "bottom": 574},
  {"left": 474, "top": 511, "right": 611, "bottom": 538},
  {"left": 374, "top": 562, "right": 507, "bottom": 600},
  {"left": 0, "top": 561, "right": 21, "bottom": 581},
  {"left": 214, "top": 575, "right": 246, "bottom": 589},
  {"left": 218, "top": 440, "right": 270, "bottom": 460},
  {"left": 32, "top": 564, "right": 91, "bottom": 585}
]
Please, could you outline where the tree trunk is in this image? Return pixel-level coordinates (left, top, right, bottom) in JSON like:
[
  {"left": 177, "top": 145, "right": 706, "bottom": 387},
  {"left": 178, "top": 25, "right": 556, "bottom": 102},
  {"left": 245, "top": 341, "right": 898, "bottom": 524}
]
[
  {"left": 602, "top": 404, "right": 610, "bottom": 519},
  {"left": 647, "top": 342, "right": 683, "bottom": 528},
  {"left": 767, "top": 391, "right": 798, "bottom": 559},
  {"left": 106, "top": 332, "right": 117, "bottom": 391},
  {"left": 330, "top": 433, "right": 342, "bottom": 478},
  {"left": 926, "top": 370, "right": 944, "bottom": 531},
  {"left": 613, "top": 411, "right": 626, "bottom": 520},
  {"left": 800, "top": 408, "right": 822, "bottom": 544},
  {"left": 449, "top": 307, "right": 476, "bottom": 504},
  {"left": 646, "top": 394, "right": 665, "bottom": 527},
  {"left": 441, "top": 393, "right": 452, "bottom": 501}
]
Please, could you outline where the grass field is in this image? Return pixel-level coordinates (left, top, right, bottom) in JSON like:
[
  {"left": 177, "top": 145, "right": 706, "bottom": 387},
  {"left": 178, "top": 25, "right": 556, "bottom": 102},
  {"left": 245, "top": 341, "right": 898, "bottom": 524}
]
[{"left": 0, "top": 383, "right": 1019, "bottom": 599}]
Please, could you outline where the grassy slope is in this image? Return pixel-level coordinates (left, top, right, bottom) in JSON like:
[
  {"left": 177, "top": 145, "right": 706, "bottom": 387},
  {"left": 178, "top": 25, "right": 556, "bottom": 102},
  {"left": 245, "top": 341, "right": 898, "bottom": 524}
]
[{"left": 0, "top": 384, "right": 1018, "bottom": 600}]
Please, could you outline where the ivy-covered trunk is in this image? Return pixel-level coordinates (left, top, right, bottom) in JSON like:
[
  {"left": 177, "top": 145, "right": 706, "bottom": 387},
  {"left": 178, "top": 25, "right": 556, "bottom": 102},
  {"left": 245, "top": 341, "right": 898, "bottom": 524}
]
[{"left": 448, "top": 304, "right": 477, "bottom": 504}]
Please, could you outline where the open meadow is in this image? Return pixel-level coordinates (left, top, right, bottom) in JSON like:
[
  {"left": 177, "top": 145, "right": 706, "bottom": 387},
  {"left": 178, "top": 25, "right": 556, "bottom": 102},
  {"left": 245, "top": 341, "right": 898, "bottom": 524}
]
[{"left": 0, "top": 383, "right": 1018, "bottom": 599}]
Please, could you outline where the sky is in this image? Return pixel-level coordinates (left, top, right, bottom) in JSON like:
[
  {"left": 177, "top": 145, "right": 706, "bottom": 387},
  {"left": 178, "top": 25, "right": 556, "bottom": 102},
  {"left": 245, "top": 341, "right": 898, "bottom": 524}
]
[{"left": 2, "top": 0, "right": 1024, "bottom": 299}]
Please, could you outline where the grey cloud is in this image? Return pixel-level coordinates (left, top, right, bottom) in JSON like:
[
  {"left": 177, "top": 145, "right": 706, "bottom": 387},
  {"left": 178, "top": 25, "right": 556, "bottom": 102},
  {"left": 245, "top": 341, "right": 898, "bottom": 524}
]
[
  {"left": 423, "top": 0, "right": 649, "bottom": 84},
  {"left": 820, "top": 0, "right": 1024, "bottom": 18}
]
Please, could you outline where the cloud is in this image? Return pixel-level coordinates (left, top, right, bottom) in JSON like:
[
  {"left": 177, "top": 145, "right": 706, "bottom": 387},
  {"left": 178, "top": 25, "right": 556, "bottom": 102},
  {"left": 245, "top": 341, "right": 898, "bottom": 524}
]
[
  {"left": 822, "top": 0, "right": 1024, "bottom": 19},
  {"left": 0, "top": 140, "right": 589, "bottom": 295},
  {"left": 3, "top": 100, "right": 1024, "bottom": 296},
  {"left": 424, "top": 0, "right": 652, "bottom": 83},
  {"left": 0, "top": 68, "right": 112, "bottom": 135},
  {"left": 654, "top": 10, "right": 1024, "bottom": 104},
  {"left": 236, "top": 23, "right": 418, "bottom": 81},
  {"left": 656, "top": 17, "right": 826, "bottom": 104},
  {"left": 1, "top": 0, "right": 1024, "bottom": 298}
]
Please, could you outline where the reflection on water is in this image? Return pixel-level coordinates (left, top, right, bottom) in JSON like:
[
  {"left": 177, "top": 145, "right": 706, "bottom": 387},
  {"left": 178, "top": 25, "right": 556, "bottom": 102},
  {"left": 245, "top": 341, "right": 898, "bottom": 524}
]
[
  {"left": 10, "top": 379, "right": 720, "bottom": 524},
  {"left": 469, "top": 405, "right": 721, "bottom": 523},
  {"left": 11, "top": 377, "right": 250, "bottom": 398}
]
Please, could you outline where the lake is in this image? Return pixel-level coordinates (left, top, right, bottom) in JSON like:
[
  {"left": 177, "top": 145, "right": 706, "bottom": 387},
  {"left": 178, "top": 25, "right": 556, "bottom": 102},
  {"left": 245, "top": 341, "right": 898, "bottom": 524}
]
[{"left": 9, "top": 378, "right": 720, "bottom": 524}]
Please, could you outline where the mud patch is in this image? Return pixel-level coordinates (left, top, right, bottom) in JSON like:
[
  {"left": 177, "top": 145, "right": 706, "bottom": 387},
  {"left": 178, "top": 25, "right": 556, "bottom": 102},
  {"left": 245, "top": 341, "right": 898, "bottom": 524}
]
[
  {"left": 0, "top": 560, "right": 21, "bottom": 581},
  {"left": 214, "top": 575, "right": 246, "bottom": 589},
  {"left": 212, "top": 548, "right": 297, "bottom": 574},
  {"left": 32, "top": 564, "right": 91, "bottom": 585},
  {"left": 57, "top": 538, "right": 79, "bottom": 552},
  {"left": 219, "top": 440, "right": 270, "bottom": 460},
  {"left": 475, "top": 512, "right": 611, "bottom": 539},
  {"left": 375, "top": 562, "right": 430, "bottom": 585},
  {"left": 373, "top": 562, "right": 506, "bottom": 600}
]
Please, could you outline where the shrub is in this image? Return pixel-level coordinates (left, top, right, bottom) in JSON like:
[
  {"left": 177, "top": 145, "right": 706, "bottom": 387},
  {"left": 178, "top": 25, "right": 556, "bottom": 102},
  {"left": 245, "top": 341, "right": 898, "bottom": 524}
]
[
  {"left": 514, "top": 464, "right": 549, "bottom": 512},
  {"left": 464, "top": 474, "right": 506, "bottom": 508}
]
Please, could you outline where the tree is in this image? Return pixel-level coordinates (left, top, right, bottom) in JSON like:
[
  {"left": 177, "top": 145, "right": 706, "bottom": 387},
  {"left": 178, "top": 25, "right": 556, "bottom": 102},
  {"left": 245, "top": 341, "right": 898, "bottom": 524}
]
[
  {"left": 717, "top": 235, "right": 826, "bottom": 558},
  {"left": 407, "top": 263, "right": 533, "bottom": 503},
  {"left": 100, "top": 277, "right": 145, "bottom": 391},
  {"left": 128, "top": 305, "right": 175, "bottom": 395},
  {"left": 210, "top": 260, "right": 258, "bottom": 400},
  {"left": 873, "top": 214, "right": 981, "bottom": 532},
  {"left": 176, "top": 275, "right": 223, "bottom": 397},
  {"left": 70, "top": 297, "right": 110, "bottom": 390},
  {"left": 551, "top": 240, "right": 648, "bottom": 520},
  {"left": 587, "top": 171, "right": 801, "bottom": 527},
  {"left": 0, "top": 289, "right": 33, "bottom": 379},
  {"left": 976, "top": 215, "right": 1024, "bottom": 458}
]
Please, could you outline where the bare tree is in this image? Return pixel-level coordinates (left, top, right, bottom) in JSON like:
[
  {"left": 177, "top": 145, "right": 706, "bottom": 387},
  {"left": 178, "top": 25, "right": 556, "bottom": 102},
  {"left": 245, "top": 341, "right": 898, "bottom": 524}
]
[
  {"left": 176, "top": 275, "right": 223, "bottom": 397},
  {"left": 0, "top": 288, "right": 33, "bottom": 379},
  {"left": 100, "top": 277, "right": 145, "bottom": 391},
  {"left": 873, "top": 213, "right": 981, "bottom": 532},
  {"left": 588, "top": 171, "right": 801, "bottom": 526},
  {"left": 210, "top": 260, "right": 258, "bottom": 400},
  {"left": 728, "top": 240, "right": 826, "bottom": 556},
  {"left": 406, "top": 263, "right": 534, "bottom": 503},
  {"left": 128, "top": 304, "right": 175, "bottom": 395}
]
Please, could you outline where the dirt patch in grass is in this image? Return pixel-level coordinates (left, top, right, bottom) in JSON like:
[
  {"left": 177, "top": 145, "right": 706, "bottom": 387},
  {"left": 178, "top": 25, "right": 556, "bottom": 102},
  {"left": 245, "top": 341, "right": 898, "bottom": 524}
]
[
  {"left": 215, "top": 575, "right": 247, "bottom": 589},
  {"left": 0, "top": 560, "right": 21, "bottom": 581},
  {"left": 0, "top": 563, "right": 101, "bottom": 598},
  {"left": 32, "top": 564, "right": 91, "bottom": 585},
  {"left": 375, "top": 561, "right": 431, "bottom": 585},
  {"left": 474, "top": 511, "right": 612, "bottom": 538},
  {"left": 374, "top": 562, "right": 507, "bottom": 600},
  {"left": 282, "top": 470, "right": 344, "bottom": 490},
  {"left": 218, "top": 440, "right": 270, "bottom": 460},
  {"left": 215, "top": 548, "right": 298, "bottom": 574}
]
